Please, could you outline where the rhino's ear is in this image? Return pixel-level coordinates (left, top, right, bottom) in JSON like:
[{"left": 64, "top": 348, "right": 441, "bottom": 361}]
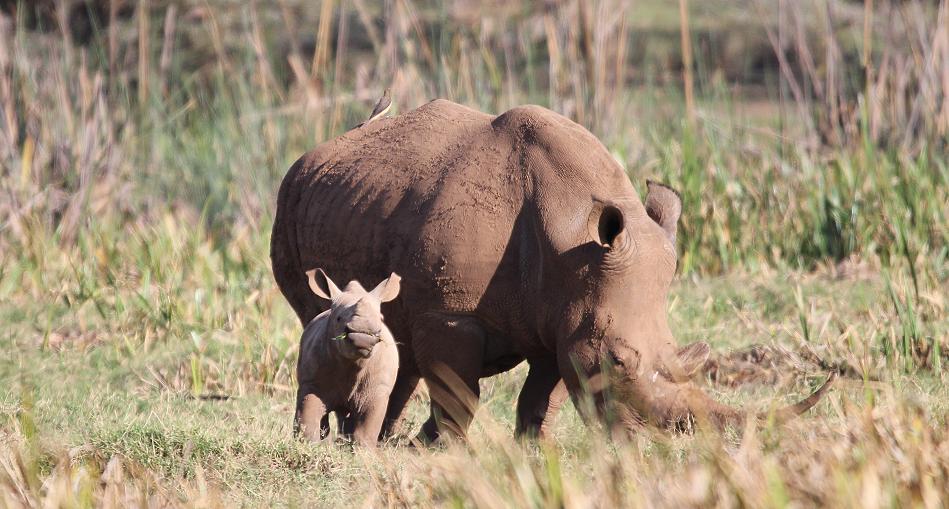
[
  {"left": 370, "top": 272, "right": 401, "bottom": 303},
  {"left": 588, "top": 202, "right": 626, "bottom": 249},
  {"left": 645, "top": 181, "right": 682, "bottom": 244},
  {"left": 306, "top": 268, "right": 341, "bottom": 301}
]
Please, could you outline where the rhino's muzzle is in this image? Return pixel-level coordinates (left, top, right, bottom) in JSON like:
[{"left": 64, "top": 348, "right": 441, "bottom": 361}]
[{"left": 347, "top": 332, "right": 381, "bottom": 357}]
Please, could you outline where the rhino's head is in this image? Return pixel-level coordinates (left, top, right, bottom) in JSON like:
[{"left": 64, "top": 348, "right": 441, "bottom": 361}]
[
  {"left": 553, "top": 181, "right": 833, "bottom": 433},
  {"left": 306, "top": 269, "right": 401, "bottom": 360}
]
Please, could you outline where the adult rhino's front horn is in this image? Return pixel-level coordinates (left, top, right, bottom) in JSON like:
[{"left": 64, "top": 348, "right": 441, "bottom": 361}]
[{"left": 622, "top": 342, "right": 837, "bottom": 432}]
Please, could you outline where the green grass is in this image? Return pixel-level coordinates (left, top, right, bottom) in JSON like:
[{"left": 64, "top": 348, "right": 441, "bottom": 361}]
[{"left": 1, "top": 0, "right": 948, "bottom": 506}]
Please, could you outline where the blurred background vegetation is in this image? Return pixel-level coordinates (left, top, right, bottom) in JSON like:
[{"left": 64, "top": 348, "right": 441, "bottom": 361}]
[{"left": 1, "top": 0, "right": 945, "bottom": 274}]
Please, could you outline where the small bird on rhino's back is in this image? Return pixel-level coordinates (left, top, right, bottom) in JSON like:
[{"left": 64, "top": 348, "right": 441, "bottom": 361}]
[{"left": 356, "top": 88, "right": 391, "bottom": 129}]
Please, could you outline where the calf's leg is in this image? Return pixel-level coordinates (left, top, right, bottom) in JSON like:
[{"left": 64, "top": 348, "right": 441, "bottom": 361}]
[
  {"left": 295, "top": 390, "right": 329, "bottom": 442},
  {"left": 351, "top": 390, "right": 393, "bottom": 446}
]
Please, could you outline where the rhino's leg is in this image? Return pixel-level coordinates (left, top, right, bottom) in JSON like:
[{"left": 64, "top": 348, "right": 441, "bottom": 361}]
[
  {"left": 339, "top": 412, "right": 355, "bottom": 439},
  {"left": 412, "top": 313, "right": 486, "bottom": 443},
  {"left": 351, "top": 389, "right": 392, "bottom": 447},
  {"left": 295, "top": 390, "right": 329, "bottom": 442},
  {"left": 515, "top": 357, "right": 569, "bottom": 438},
  {"left": 379, "top": 372, "right": 421, "bottom": 440}
]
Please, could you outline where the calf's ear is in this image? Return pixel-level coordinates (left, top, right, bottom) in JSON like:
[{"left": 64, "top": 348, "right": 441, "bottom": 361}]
[
  {"left": 306, "top": 268, "right": 341, "bottom": 301},
  {"left": 645, "top": 180, "right": 682, "bottom": 244},
  {"left": 370, "top": 272, "right": 401, "bottom": 302}
]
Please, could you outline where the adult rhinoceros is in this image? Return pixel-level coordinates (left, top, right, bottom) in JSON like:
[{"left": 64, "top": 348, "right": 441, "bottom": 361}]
[{"left": 271, "top": 99, "right": 832, "bottom": 441}]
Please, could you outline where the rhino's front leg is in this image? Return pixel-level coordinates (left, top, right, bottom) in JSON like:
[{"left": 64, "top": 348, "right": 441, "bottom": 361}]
[
  {"left": 516, "top": 356, "right": 569, "bottom": 438},
  {"left": 295, "top": 390, "right": 329, "bottom": 442},
  {"left": 351, "top": 390, "right": 393, "bottom": 446},
  {"left": 412, "top": 313, "right": 486, "bottom": 443}
]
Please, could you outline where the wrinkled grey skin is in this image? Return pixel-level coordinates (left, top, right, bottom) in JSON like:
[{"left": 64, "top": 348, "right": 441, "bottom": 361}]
[
  {"left": 272, "top": 99, "right": 834, "bottom": 442},
  {"left": 294, "top": 269, "right": 400, "bottom": 446}
]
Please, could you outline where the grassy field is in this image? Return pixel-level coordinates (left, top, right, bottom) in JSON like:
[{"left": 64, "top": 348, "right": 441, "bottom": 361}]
[{"left": 1, "top": 0, "right": 947, "bottom": 507}]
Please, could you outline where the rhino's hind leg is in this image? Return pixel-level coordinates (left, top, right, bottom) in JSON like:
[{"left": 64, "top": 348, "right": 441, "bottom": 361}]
[
  {"left": 412, "top": 313, "right": 486, "bottom": 443},
  {"left": 515, "top": 357, "right": 569, "bottom": 439}
]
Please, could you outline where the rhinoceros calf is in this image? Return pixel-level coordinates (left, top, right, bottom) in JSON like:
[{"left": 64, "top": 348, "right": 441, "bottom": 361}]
[
  {"left": 272, "top": 99, "right": 833, "bottom": 442},
  {"left": 294, "top": 269, "right": 400, "bottom": 445}
]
